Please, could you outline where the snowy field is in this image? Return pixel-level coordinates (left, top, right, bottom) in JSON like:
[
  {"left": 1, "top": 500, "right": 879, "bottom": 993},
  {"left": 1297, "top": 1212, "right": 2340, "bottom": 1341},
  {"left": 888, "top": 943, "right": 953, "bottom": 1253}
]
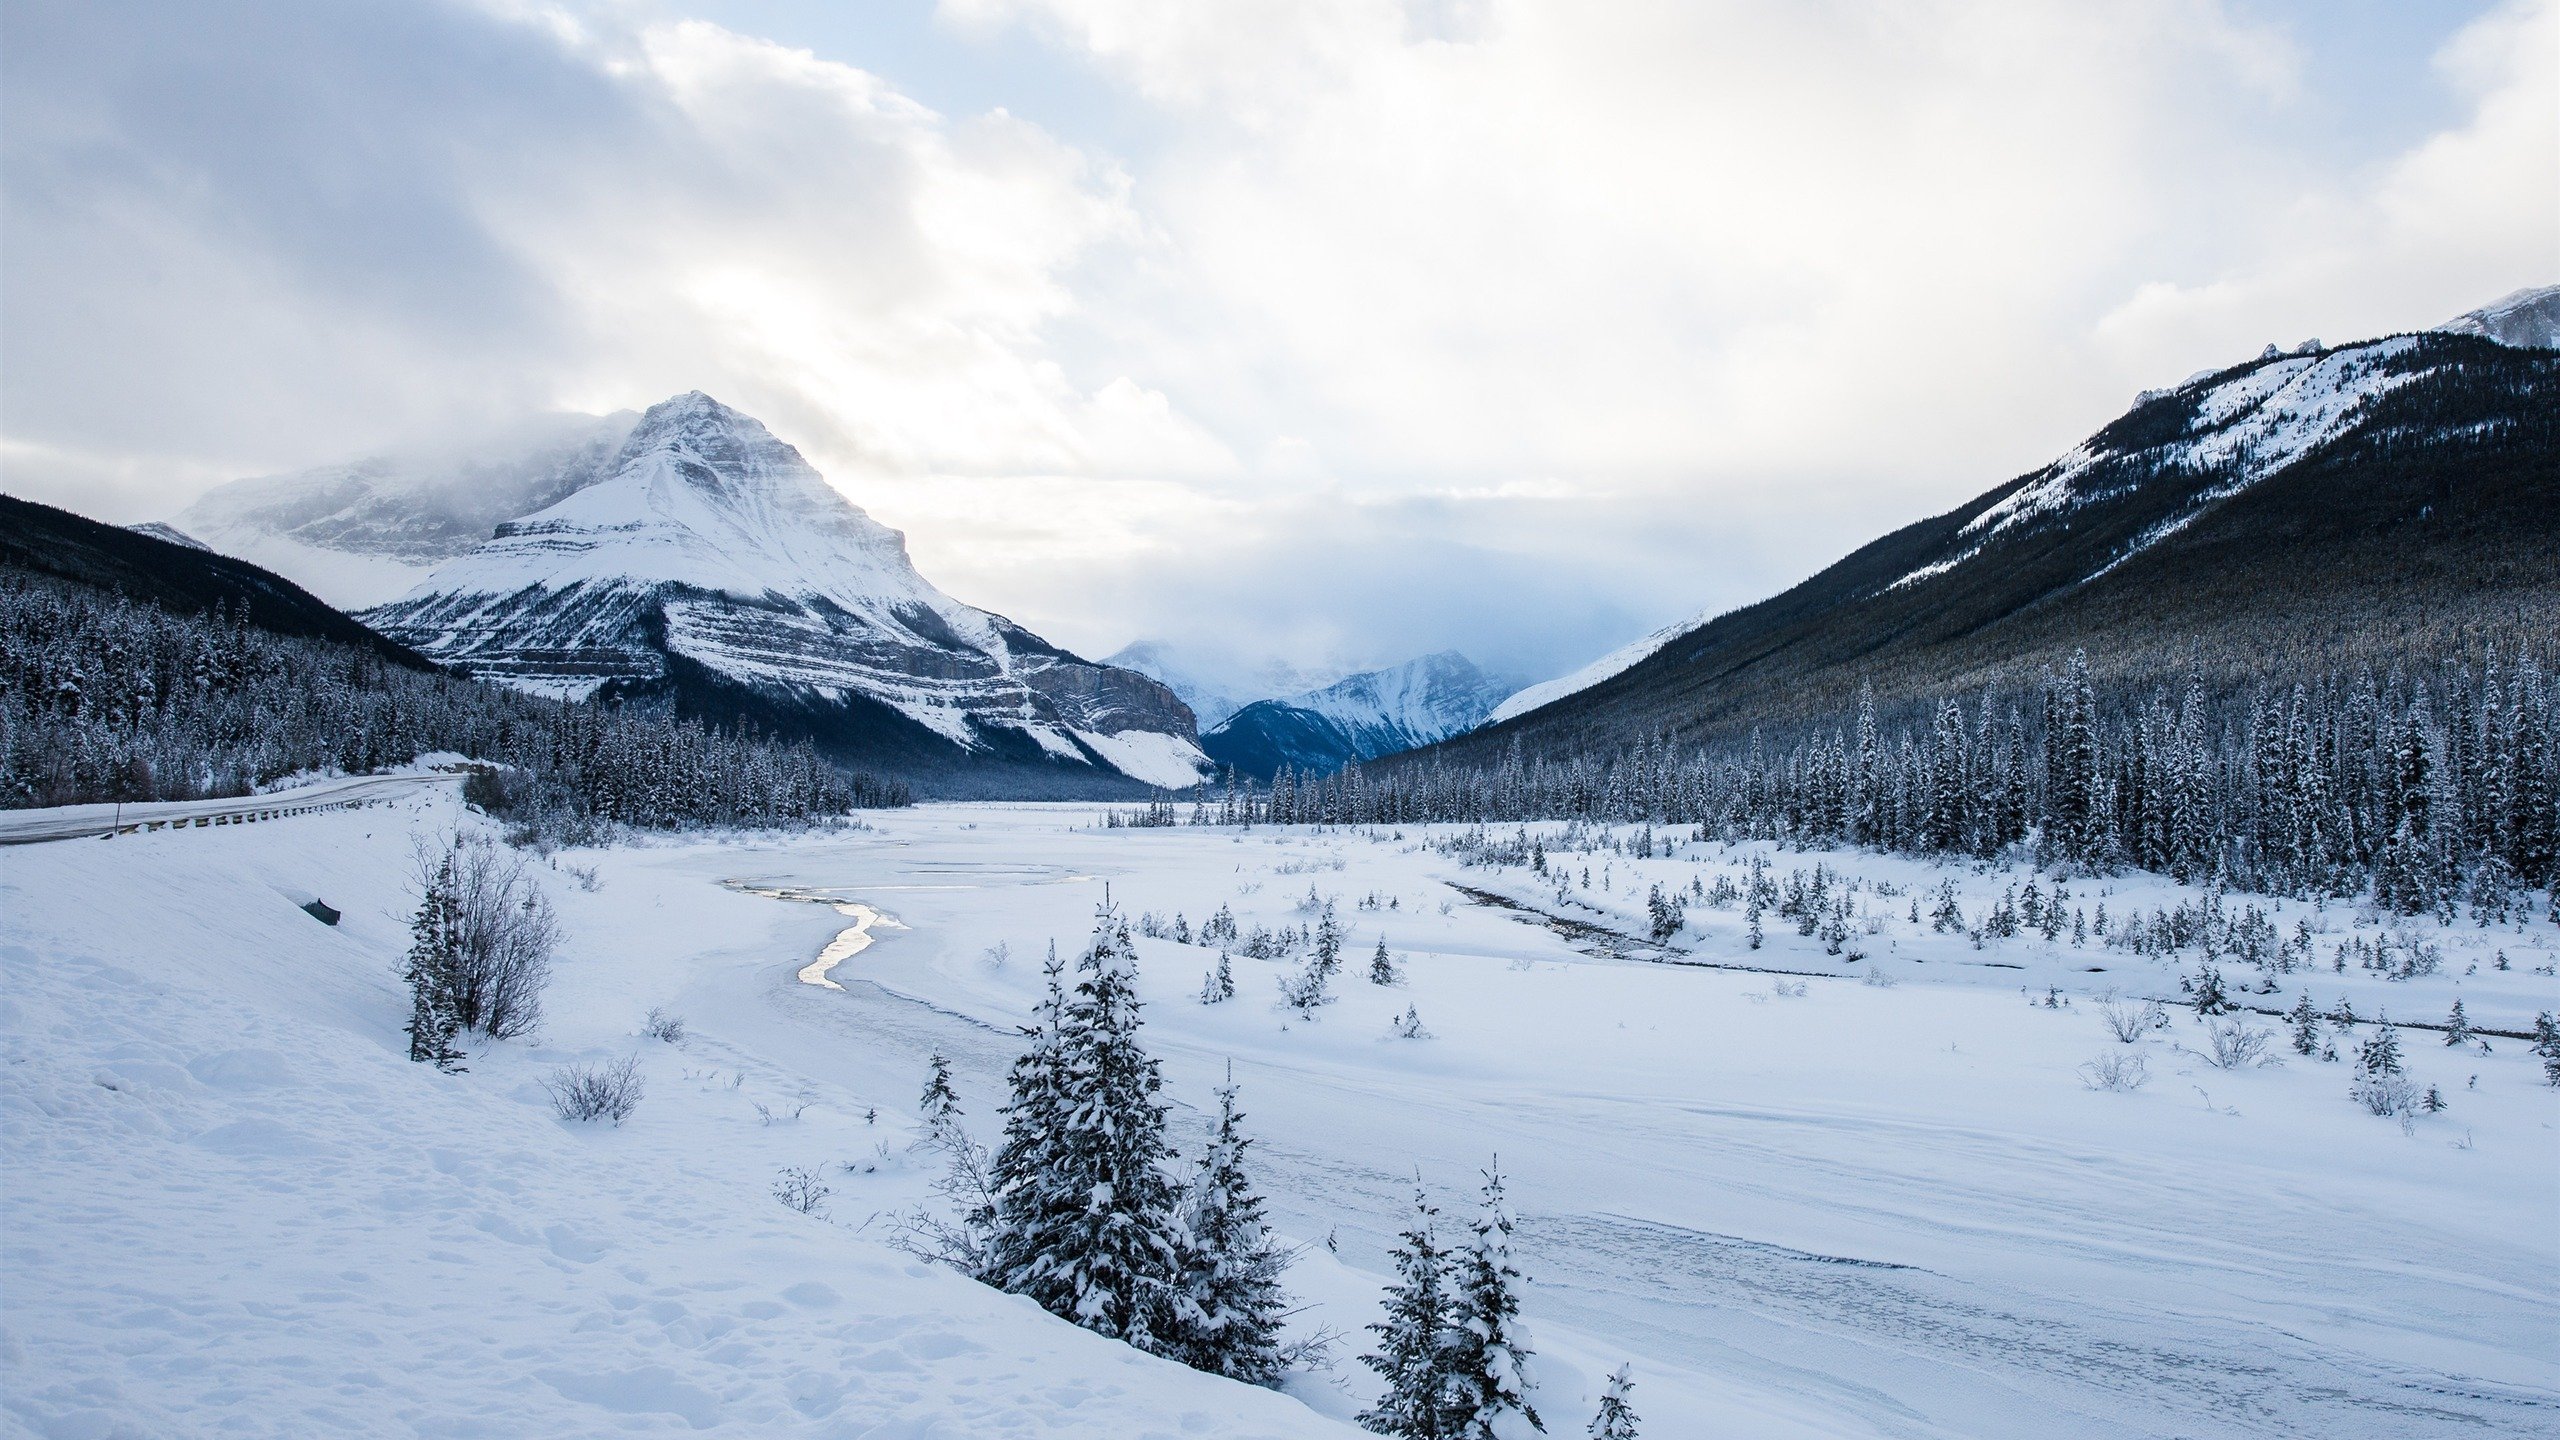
[{"left": 6, "top": 794, "right": 2557, "bottom": 1437}]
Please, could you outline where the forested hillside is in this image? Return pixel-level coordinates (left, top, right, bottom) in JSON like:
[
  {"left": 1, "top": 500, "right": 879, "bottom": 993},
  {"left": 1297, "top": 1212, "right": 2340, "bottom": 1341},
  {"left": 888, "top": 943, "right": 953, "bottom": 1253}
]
[
  {"left": 1430, "top": 331, "right": 2558, "bottom": 763},
  {"left": 0, "top": 500, "right": 907, "bottom": 832}
]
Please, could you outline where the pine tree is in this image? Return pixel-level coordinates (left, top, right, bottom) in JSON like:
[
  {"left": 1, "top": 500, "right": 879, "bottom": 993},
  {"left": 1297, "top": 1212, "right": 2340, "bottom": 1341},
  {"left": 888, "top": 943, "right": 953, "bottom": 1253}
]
[
  {"left": 978, "top": 950, "right": 1075, "bottom": 1289},
  {"left": 1363, "top": 1182, "right": 1461, "bottom": 1438},
  {"left": 2357, "top": 1018, "right": 2404, "bottom": 1077},
  {"left": 1201, "top": 949, "right": 1236, "bottom": 1004},
  {"left": 2442, "top": 999, "right": 2474, "bottom": 1047},
  {"left": 1586, "top": 1366, "right": 1637, "bottom": 1440},
  {"left": 1372, "top": 937, "right": 1402, "bottom": 986},
  {"left": 2286, "top": 993, "right": 2323, "bottom": 1057},
  {"left": 402, "top": 857, "right": 466, "bottom": 1072},
  {"left": 2531, "top": 1011, "right": 2560, "bottom": 1088},
  {"left": 1446, "top": 1166, "right": 1541, "bottom": 1438},
  {"left": 919, "top": 1050, "right": 962, "bottom": 1143},
  {"left": 1169, "top": 1073, "right": 1291, "bottom": 1385},
  {"left": 992, "top": 904, "right": 1191, "bottom": 1351}
]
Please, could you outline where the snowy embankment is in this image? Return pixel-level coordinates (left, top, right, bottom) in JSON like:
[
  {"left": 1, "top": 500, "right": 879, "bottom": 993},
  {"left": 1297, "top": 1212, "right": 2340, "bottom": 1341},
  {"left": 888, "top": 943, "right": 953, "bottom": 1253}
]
[
  {"left": 0, "top": 794, "right": 1353, "bottom": 1438},
  {"left": 7, "top": 794, "right": 2558, "bottom": 1437}
]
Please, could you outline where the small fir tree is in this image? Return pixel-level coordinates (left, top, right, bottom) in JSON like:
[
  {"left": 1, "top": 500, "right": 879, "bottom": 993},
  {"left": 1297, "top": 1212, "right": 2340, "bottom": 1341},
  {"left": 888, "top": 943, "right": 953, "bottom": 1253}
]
[
  {"left": 919, "top": 1050, "right": 962, "bottom": 1143},
  {"left": 1372, "top": 937, "right": 1401, "bottom": 986},
  {"left": 1201, "top": 950, "right": 1236, "bottom": 1004},
  {"left": 2442, "top": 999, "right": 2474, "bottom": 1046},
  {"left": 2285, "top": 993, "right": 2323, "bottom": 1057},
  {"left": 402, "top": 857, "right": 467, "bottom": 1072},
  {"left": 1587, "top": 1365, "right": 1638, "bottom": 1440},
  {"left": 1446, "top": 1166, "right": 1541, "bottom": 1438}
]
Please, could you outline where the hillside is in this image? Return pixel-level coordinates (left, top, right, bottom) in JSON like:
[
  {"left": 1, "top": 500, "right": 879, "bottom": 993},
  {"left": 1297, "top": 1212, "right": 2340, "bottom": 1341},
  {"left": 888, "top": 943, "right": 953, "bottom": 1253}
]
[{"left": 1424, "top": 314, "right": 2559, "bottom": 764}]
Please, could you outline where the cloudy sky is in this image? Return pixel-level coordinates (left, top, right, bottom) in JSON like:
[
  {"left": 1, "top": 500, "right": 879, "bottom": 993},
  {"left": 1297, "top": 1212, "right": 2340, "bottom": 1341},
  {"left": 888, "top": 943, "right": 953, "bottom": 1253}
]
[{"left": 4, "top": 0, "right": 2552, "bottom": 685}]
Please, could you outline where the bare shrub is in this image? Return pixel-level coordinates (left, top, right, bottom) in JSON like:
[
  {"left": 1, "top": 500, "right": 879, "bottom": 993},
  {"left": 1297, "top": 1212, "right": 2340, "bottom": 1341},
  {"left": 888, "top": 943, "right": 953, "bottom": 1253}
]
[
  {"left": 2079, "top": 1052, "right": 2150, "bottom": 1092},
  {"left": 753, "top": 1095, "right": 812, "bottom": 1126},
  {"left": 641, "top": 1007, "right": 686, "bottom": 1044},
  {"left": 2351, "top": 1070, "right": 2418, "bottom": 1118},
  {"left": 415, "top": 833, "right": 559, "bottom": 1041},
  {"left": 2194, "top": 1019, "right": 2277, "bottom": 1070},
  {"left": 2095, "top": 995, "right": 2166, "bottom": 1044},
  {"left": 773, "top": 1165, "right": 831, "bottom": 1217},
  {"left": 544, "top": 1056, "right": 643, "bottom": 1125}
]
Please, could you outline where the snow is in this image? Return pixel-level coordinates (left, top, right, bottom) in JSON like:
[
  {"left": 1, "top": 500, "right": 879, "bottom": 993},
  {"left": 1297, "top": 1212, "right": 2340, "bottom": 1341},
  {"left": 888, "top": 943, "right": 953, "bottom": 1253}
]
[
  {"left": 2437, "top": 283, "right": 2560, "bottom": 349},
  {"left": 1262, "top": 652, "right": 1513, "bottom": 753},
  {"left": 1883, "top": 334, "right": 2433, "bottom": 593},
  {"left": 1073, "top": 727, "right": 1216, "bottom": 790},
  {"left": 0, "top": 795, "right": 1351, "bottom": 1439},
  {"left": 367, "top": 394, "right": 1203, "bottom": 785},
  {"left": 1108, "top": 642, "right": 1350, "bottom": 731},
  {"left": 13, "top": 795, "right": 2550, "bottom": 1434},
  {"left": 1490, "top": 615, "right": 1702, "bottom": 725}
]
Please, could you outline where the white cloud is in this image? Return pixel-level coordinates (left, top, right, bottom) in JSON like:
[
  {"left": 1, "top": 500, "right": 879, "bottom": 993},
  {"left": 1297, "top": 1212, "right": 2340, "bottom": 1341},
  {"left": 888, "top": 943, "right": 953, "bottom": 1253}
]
[{"left": 3, "top": 0, "right": 2547, "bottom": 686}]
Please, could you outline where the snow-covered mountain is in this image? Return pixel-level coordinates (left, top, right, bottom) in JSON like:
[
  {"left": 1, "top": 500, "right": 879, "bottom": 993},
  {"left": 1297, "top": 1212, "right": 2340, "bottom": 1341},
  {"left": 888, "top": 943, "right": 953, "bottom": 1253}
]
[
  {"left": 1433, "top": 287, "right": 2560, "bottom": 759},
  {"left": 1102, "top": 642, "right": 1347, "bottom": 731},
  {"left": 365, "top": 393, "right": 1208, "bottom": 792},
  {"left": 1202, "top": 651, "right": 1513, "bottom": 779},
  {"left": 169, "top": 411, "right": 640, "bottom": 608},
  {"left": 2436, "top": 283, "right": 2560, "bottom": 350}
]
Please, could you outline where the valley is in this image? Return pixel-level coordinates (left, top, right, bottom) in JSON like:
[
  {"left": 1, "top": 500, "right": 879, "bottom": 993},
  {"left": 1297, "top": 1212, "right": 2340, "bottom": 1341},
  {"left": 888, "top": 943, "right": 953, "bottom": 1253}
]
[{"left": 8, "top": 793, "right": 2552, "bottom": 1436}]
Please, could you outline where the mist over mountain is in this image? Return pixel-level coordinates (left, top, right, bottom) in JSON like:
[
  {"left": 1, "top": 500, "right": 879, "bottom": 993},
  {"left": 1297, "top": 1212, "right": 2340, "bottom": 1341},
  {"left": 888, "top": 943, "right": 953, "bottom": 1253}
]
[{"left": 360, "top": 393, "right": 1207, "bottom": 795}]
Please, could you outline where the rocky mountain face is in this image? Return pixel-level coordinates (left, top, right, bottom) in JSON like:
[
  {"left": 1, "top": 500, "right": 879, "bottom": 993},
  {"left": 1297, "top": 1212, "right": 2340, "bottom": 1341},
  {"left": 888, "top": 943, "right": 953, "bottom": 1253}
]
[
  {"left": 169, "top": 411, "right": 640, "bottom": 609},
  {"left": 362, "top": 393, "right": 1208, "bottom": 795},
  {"left": 1421, "top": 290, "right": 2560, "bottom": 764},
  {"left": 1202, "top": 651, "right": 1512, "bottom": 779}
]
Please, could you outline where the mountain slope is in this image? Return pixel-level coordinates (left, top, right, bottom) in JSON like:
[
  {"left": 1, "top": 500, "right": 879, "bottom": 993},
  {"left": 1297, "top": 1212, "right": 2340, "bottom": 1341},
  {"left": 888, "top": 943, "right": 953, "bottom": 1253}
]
[
  {"left": 365, "top": 393, "right": 1208, "bottom": 795},
  {"left": 1203, "top": 651, "right": 1511, "bottom": 779},
  {"left": 170, "top": 411, "right": 640, "bottom": 608},
  {"left": 2, "top": 494, "right": 433, "bottom": 669},
  {"left": 1104, "top": 642, "right": 1347, "bottom": 731},
  {"left": 1422, "top": 303, "right": 2560, "bottom": 764}
]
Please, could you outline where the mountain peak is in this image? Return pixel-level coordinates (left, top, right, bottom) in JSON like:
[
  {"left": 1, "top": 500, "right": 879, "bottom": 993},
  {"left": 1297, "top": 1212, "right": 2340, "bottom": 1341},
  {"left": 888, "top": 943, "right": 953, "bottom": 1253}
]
[{"left": 2437, "top": 284, "right": 2560, "bottom": 349}]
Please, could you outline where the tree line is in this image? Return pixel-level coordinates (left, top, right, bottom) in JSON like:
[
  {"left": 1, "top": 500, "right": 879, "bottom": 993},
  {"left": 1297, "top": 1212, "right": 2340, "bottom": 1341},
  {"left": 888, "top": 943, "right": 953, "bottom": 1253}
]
[
  {"left": 1179, "top": 641, "right": 2557, "bottom": 914},
  {"left": 0, "top": 570, "right": 909, "bottom": 832}
]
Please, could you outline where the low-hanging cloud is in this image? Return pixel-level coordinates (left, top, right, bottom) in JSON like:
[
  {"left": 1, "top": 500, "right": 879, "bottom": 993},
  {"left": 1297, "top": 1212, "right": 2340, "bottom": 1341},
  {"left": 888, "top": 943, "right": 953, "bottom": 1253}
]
[{"left": 4, "top": 0, "right": 2551, "bottom": 686}]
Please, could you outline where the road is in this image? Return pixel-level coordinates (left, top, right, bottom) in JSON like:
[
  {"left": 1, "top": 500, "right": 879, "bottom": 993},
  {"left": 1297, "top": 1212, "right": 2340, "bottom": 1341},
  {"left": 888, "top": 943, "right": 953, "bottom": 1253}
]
[{"left": 0, "top": 772, "right": 465, "bottom": 846}]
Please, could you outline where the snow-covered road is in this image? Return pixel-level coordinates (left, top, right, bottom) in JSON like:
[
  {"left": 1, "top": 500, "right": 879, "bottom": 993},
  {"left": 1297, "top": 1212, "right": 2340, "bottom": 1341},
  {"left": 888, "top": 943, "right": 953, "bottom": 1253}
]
[{"left": 0, "top": 771, "right": 462, "bottom": 845}]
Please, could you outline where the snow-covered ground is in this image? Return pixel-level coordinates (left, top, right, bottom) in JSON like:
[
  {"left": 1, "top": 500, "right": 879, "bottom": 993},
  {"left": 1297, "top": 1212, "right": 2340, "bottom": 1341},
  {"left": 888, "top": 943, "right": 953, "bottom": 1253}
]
[{"left": 7, "top": 796, "right": 2556, "bottom": 1436}]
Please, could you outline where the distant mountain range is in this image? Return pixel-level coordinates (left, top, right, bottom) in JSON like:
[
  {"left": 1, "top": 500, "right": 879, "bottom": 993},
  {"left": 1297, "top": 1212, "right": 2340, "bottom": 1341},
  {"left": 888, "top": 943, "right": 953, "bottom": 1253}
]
[
  {"left": 1199, "top": 651, "right": 1514, "bottom": 780},
  {"left": 1422, "top": 284, "right": 2560, "bottom": 763}
]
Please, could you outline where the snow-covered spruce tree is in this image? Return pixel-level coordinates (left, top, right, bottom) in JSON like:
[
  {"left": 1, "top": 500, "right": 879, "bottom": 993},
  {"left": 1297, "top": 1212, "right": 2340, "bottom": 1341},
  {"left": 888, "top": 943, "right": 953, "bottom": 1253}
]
[
  {"left": 919, "top": 1050, "right": 962, "bottom": 1144},
  {"left": 2442, "top": 999, "right": 2474, "bottom": 1047},
  {"left": 1201, "top": 949, "right": 1236, "bottom": 1004},
  {"left": 1314, "top": 904, "right": 1345, "bottom": 983},
  {"left": 402, "top": 855, "right": 467, "bottom": 1072},
  {"left": 2532, "top": 1011, "right": 2560, "bottom": 1087},
  {"left": 1371, "top": 938, "right": 1402, "bottom": 986},
  {"left": 981, "top": 906, "right": 1189, "bottom": 1353},
  {"left": 1446, "top": 1166, "right": 1541, "bottom": 1437},
  {"left": 1361, "top": 1184, "right": 1463, "bottom": 1439},
  {"left": 1168, "top": 1073, "right": 1291, "bottom": 1385},
  {"left": 2286, "top": 993, "right": 2324, "bottom": 1057},
  {"left": 1587, "top": 1366, "right": 1637, "bottom": 1440}
]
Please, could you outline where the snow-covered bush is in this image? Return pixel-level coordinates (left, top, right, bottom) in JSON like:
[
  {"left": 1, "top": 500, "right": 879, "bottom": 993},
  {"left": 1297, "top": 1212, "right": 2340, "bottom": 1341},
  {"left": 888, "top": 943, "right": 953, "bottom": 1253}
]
[
  {"left": 641, "top": 1007, "right": 685, "bottom": 1043},
  {"left": 1389, "top": 1005, "right": 1431, "bottom": 1040},
  {"left": 2195, "top": 1018, "right": 2277, "bottom": 1070},
  {"left": 2350, "top": 1070, "right": 2418, "bottom": 1118},
  {"left": 543, "top": 1056, "right": 643, "bottom": 1125},
  {"left": 2078, "top": 1052, "right": 2150, "bottom": 1092},
  {"left": 413, "top": 834, "right": 559, "bottom": 1042}
]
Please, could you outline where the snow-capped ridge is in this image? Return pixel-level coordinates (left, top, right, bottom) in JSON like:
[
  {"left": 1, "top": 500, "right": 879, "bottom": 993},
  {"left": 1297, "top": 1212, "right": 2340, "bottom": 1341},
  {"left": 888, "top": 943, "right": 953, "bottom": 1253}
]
[
  {"left": 2436, "top": 283, "right": 2559, "bottom": 349},
  {"left": 368, "top": 392, "right": 1206, "bottom": 788}
]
